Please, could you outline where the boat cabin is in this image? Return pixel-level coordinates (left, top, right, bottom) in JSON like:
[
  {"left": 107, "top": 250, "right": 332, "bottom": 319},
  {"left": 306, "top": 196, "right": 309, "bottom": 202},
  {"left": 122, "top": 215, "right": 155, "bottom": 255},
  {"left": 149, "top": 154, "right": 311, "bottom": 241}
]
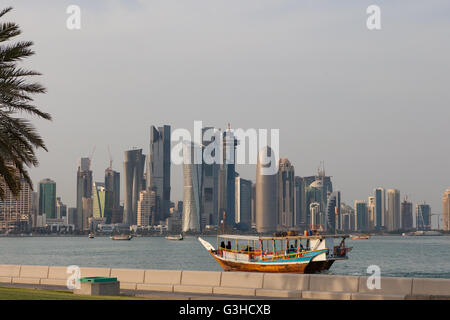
[{"left": 215, "top": 234, "right": 349, "bottom": 263}]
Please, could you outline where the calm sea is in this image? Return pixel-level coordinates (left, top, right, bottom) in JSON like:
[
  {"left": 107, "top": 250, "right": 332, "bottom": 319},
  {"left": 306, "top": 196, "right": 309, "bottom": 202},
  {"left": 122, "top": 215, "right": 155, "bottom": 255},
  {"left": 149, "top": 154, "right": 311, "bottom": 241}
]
[{"left": 0, "top": 235, "right": 449, "bottom": 278}]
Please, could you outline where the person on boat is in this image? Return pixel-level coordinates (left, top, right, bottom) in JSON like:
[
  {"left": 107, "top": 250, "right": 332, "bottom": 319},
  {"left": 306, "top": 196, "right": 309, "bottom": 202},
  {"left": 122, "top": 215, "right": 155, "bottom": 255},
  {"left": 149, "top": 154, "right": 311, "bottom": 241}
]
[
  {"left": 226, "top": 241, "right": 231, "bottom": 250},
  {"left": 220, "top": 241, "right": 225, "bottom": 249}
]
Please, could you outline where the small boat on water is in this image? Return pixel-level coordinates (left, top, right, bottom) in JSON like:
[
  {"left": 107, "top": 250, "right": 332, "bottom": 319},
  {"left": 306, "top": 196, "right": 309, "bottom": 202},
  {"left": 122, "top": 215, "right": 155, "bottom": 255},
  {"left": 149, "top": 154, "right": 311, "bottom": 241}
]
[
  {"left": 166, "top": 234, "right": 183, "bottom": 241},
  {"left": 110, "top": 234, "right": 133, "bottom": 241},
  {"left": 350, "top": 234, "right": 370, "bottom": 240},
  {"left": 88, "top": 233, "right": 95, "bottom": 239},
  {"left": 198, "top": 234, "right": 351, "bottom": 274}
]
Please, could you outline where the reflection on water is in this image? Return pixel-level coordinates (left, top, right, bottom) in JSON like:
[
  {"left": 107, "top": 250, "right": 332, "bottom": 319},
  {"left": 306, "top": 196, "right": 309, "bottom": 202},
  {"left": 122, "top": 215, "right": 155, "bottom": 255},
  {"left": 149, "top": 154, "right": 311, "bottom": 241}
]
[{"left": 0, "top": 235, "right": 449, "bottom": 278}]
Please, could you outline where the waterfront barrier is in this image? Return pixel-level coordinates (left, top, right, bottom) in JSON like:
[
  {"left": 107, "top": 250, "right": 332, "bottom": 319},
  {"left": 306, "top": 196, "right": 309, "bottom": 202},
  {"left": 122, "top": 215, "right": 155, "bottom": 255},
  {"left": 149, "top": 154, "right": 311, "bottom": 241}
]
[{"left": 0, "top": 264, "right": 449, "bottom": 299}]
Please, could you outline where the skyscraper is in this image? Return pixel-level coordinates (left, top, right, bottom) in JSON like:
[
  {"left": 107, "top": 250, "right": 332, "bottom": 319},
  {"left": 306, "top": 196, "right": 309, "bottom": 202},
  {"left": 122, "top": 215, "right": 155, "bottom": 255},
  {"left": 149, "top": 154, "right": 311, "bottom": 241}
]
[
  {"left": 387, "top": 189, "right": 401, "bottom": 231},
  {"left": 442, "top": 189, "right": 450, "bottom": 231},
  {"left": 105, "top": 167, "right": 120, "bottom": 209},
  {"left": 147, "top": 125, "right": 171, "bottom": 223},
  {"left": 374, "top": 187, "right": 385, "bottom": 230},
  {"left": 326, "top": 191, "right": 341, "bottom": 233},
  {"left": 39, "top": 178, "right": 56, "bottom": 219},
  {"left": 294, "top": 177, "right": 306, "bottom": 230},
  {"left": 92, "top": 182, "right": 113, "bottom": 223},
  {"left": 277, "top": 158, "right": 295, "bottom": 230},
  {"left": 0, "top": 172, "right": 32, "bottom": 231},
  {"left": 201, "top": 126, "right": 220, "bottom": 228},
  {"left": 137, "top": 189, "right": 156, "bottom": 227},
  {"left": 401, "top": 197, "right": 413, "bottom": 230},
  {"left": 182, "top": 141, "right": 203, "bottom": 232},
  {"left": 56, "top": 197, "right": 67, "bottom": 220},
  {"left": 255, "top": 146, "right": 278, "bottom": 233},
  {"left": 368, "top": 196, "right": 376, "bottom": 230},
  {"left": 354, "top": 200, "right": 368, "bottom": 231},
  {"left": 123, "top": 149, "right": 146, "bottom": 226},
  {"left": 218, "top": 126, "right": 238, "bottom": 228},
  {"left": 76, "top": 157, "right": 93, "bottom": 230},
  {"left": 235, "top": 175, "right": 252, "bottom": 230},
  {"left": 416, "top": 202, "right": 431, "bottom": 231}
]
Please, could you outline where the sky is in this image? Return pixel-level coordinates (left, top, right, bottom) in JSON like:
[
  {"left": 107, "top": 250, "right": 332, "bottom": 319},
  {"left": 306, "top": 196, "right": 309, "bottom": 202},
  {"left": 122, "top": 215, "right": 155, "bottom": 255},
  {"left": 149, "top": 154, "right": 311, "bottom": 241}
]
[{"left": 4, "top": 0, "right": 450, "bottom": 228}]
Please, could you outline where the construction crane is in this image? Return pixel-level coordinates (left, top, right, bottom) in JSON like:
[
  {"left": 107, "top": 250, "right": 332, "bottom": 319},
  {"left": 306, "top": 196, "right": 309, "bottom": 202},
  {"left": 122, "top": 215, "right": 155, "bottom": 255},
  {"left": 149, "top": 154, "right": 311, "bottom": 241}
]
[{"left": 107, "top": 145, "right": 113, "bottom": 170}]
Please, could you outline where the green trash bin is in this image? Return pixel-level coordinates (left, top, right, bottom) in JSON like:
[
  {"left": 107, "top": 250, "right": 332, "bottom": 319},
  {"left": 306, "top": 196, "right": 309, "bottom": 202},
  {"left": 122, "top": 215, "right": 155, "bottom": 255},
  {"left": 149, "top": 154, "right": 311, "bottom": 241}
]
[
  {"left": 75, "top": 277, "right": 120, "bottom": 296},
  {"left": 79, "top": 277, "right": 118, "bottom": 283}
]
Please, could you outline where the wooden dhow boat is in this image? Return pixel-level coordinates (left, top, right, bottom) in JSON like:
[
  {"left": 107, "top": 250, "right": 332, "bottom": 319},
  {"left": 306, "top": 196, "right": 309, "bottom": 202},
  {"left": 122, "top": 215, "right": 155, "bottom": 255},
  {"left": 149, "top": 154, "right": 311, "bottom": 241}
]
[
  {"left": 110, "top": 234, "right": 133, "bottom": 241},
  {"left": 198, "top": 234, "right": 351, "bottom": 274},
  {"left": 166, "top": 234, "right": 184, "bottom": 241}
]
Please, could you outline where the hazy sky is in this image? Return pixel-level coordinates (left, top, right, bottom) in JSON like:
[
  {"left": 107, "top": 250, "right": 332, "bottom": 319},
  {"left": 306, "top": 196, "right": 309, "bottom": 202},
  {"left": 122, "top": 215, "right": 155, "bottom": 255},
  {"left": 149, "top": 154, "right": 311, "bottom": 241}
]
[{"left": 6, "top": 1, "right": 450, "bottom": 227}]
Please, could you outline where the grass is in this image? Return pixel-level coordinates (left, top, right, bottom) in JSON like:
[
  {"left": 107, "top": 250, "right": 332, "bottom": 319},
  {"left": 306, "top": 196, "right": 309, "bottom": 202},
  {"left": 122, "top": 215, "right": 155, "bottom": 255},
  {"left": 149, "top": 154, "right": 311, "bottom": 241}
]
[{"left": 0, "top": 286, "right": 151, "bottom": 300}]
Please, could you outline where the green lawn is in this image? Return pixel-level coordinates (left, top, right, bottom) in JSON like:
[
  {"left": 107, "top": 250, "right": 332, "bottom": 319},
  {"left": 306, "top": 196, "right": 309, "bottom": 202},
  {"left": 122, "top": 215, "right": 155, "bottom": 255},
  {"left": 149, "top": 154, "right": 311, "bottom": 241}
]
[{"left": 0, "top": 286, "right": 151, "bottom": 300}]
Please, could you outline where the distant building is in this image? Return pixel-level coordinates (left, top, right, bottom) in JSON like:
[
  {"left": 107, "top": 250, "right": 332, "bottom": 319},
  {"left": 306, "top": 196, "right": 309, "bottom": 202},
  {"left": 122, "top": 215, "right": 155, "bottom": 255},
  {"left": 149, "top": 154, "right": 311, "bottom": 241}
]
[
  {"left": 305, "top": 179, "right": 327, "bottom": 229},
  {"left": 123, "top": 149, "right": 146, "bottom": 226},
  {"left": 235, "top": 175, "right": 252, "bottom": 230},
  {"left": 182, "top": 142, "right": 203, "bottom": 233},
  {"left": 92, "top": 182, "right": 113, "bottom": 224},
  {"left": 277, "top": 158, "right": 295, "bottom": 230},
  {"left": 56, "top": 197, "right": 67, "bottom": 221},
  {"left": 147, "top": 125, "right": 171, "bottom": 223},
  {"left": 218, "top": 126, "right": 238, "bottom": 229},
  {"left": 294, "top": 177, "right": 306, "bottom": 230},
  {"left": 309, "top": 202, "right": 321, "bottom": 229},
  {"left": 340, "top": 203, "right": 355, "bottom": 231},
  {"left": 32, "top": 192, "right": 38, "bottom": 228},
  {"left": 368, "top": 196, "right": 376, "bottom": 230},
  {"left": 416, "top": 202, "right": 431, "bottom": 231},
  {"left": 387, "top": 189, "right": 401, "bottom": 231},
  {"left": 374, "top": 187, "right": 385, "bottom": 230},
  {"left": 76, "top": 158, "right": 93, "bottom": 230},
  {"left": 201, "top": 127, "right": 220, "bottom": 228},
  {"left": 255, "top": 146, "right": 278, "bottom": 233},
  {"left": 0, "top": 171, "right": 32, "bottom": 231},
  {"left": 442, "top": 189, "right": 450, "bottom": 231},
  {"left": 105, "top": 167, "right": 120, "bottom": 212},
  {"left": 39, "top": 179, "right": 56, "bottom": 219},
  {"left": 82, "top": 197, "right": 93, "bottom": 231},
  {"left": 401, "top": 197, "right": 413, "bottom": 230},
  {"left": 137, "top": 189, "right": 156, "bottom": 227},
  {"left": 354, "top": 200, "right": 368, "bottom": 231},
  {"left": 67, "top": 207, "right": 77, "bottom": 225},
  {"left": 326, "top": 191, "right": 340, "bottom": 233}
]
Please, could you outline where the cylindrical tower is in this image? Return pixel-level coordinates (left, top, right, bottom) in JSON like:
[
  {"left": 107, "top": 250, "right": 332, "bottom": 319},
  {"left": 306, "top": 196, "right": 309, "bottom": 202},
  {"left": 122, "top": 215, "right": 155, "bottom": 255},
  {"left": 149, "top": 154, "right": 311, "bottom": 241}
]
[{"left": 255, "top": 146, "right": 278, "bottom": 233}]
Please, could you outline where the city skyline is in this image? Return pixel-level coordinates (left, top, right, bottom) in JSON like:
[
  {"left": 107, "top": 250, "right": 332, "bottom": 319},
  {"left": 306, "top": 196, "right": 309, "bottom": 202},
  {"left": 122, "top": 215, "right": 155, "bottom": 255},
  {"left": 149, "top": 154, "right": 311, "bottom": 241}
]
[{"left": 4, "top": 0, "right": 447, "bottom": 221}]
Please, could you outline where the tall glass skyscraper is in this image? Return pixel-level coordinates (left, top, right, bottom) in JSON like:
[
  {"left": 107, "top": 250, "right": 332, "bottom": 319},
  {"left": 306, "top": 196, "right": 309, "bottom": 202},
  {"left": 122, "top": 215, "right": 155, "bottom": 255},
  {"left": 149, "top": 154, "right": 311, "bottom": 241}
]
[
  {"left": 374, "top": 187, "right": 385, "bottom": 230},
  {"left": 387, "top": 189, "right": 401, "bottom": 231},
  {"left": 416, "top": 202, "right": 431, "bottom": 231},
  {"left": 39, "top": 178, "right": 56, "bottom": 219},
  {"left": 278, "top": 158, "right": 295, "bottom": 230},
  {"left": 326, "top": 191, "right": 340, "bottom": 232},
  {"left": 123, "top": 149, "right": 146, "bottom": 226},
  {"left": 92, "top": 182, "right": 113, "bottom": 223},
  {"left": 76, "top": 157, "right": 92, "bottom": 229},
  {"left": 182, "top": 141, "right": 203, "bottom": 232},
  {"left": 147, "top": 125, "right": 171, "bottom": 223}
]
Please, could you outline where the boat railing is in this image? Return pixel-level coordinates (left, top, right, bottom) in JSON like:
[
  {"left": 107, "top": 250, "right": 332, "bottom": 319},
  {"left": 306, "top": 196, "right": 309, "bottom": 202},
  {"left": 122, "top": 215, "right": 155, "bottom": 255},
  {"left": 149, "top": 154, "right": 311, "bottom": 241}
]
[{"left": 259, "top": 248, "right": 327, "bottom": 262}]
